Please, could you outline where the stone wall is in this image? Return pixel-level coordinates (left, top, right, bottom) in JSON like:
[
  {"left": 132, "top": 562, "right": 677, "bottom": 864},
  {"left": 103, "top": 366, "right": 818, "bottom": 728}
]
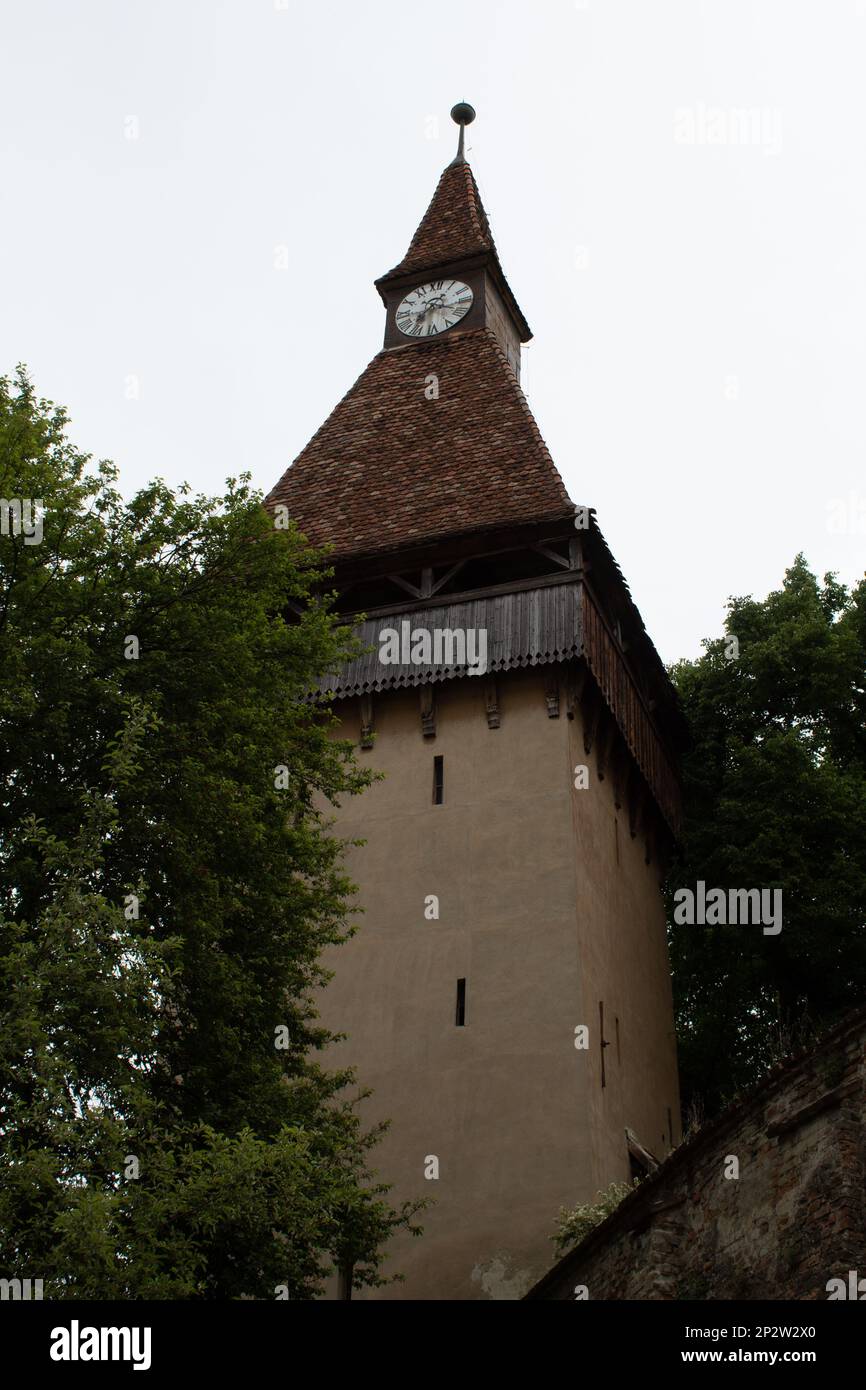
[{"left": 526, "top": 1007, "right": 866, "bottom": 1300}]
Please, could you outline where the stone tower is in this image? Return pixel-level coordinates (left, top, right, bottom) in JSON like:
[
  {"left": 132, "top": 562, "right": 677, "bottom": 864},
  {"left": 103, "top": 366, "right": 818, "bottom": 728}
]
[{"left": 266, "top": 106, "right": 683, "bottom": 1300}]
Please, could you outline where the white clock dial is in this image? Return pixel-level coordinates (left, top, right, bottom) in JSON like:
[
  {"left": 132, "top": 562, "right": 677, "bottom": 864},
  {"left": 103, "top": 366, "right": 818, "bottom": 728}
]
[{"left": 395, "top": 279, "right": 474, "bottom": 337}]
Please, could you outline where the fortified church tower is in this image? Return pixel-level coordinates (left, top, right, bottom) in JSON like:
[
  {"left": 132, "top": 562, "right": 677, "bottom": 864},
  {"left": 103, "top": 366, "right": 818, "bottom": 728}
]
[{"left": 267, "top": 105, "right": 684, "bottom": 1300}]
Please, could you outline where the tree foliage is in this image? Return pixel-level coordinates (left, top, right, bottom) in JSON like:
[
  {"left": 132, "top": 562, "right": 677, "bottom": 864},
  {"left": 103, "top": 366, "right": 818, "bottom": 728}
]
[
  {"left": 554, "top": 1181, "right": 639, "bottom": 1255},
  {"left": 667, "top": 556, "right": 866, "bottom": 1116},
  {"left": 0, "top": 367, "right": 419, "bottom": 1297}
]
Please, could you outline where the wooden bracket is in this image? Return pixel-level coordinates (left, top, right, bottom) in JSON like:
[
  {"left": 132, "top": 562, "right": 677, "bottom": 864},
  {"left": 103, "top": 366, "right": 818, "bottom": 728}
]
[
  {"left": 531, "top": 542, "right": 571, "bottom": 570},
  {"left": 430, "top": 559, "right": 467, "bottom": 595},
  {"left": 388, "top": 572, "right": 422, "bottom": 599}
]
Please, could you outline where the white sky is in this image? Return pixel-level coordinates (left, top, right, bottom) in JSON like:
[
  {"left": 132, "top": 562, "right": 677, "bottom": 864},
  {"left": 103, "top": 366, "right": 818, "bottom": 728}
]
[{"left": 2, "top": 0, "right": 864, "bottom": 663}]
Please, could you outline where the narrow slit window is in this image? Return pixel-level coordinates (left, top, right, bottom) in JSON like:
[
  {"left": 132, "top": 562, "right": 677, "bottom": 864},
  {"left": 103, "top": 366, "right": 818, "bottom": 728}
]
[
  {"left": 455, "top": 978, "right": 466, "bottom": 1026},
  {"left": 433, "top": 755, "right": 444, "bottom": 805},
  {"left": 599, "top": 1000, "right": 607, "bottom": 1088}
]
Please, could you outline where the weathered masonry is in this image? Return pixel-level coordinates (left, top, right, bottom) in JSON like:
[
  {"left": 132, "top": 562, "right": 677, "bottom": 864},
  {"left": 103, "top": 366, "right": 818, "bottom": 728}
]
[
  {"left": 267, "top": 105, "right": 686, "bottom": 1299},
  {"left": 526, "top": 1007, "right": 866, "bottom": 1301}
]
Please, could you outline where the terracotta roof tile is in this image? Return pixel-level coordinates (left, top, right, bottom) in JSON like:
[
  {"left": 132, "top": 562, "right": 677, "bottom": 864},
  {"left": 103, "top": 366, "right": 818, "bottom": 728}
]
[
  {"left": 265, "top": 329, "right": 574, "bottom": 559},
  {"left": 381, "top": 160, "right": 496, "bottom": 281}
]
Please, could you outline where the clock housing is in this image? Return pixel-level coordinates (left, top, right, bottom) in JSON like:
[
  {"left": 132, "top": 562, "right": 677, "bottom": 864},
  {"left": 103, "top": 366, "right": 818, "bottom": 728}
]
[{"left": 381, "top": 261, "right": 523, "bottom": 378}]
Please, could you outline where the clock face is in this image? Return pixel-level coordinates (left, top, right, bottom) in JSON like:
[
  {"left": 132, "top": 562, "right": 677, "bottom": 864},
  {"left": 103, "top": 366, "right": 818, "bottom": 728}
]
[{"left": 395, "top": 279, "right": 473, "bottom": 337}]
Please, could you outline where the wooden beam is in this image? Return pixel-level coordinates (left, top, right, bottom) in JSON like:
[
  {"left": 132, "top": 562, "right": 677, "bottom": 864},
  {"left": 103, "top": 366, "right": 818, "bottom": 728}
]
[
  {"left": 430, "top": 559, "right": 467, "bottom": 595},
  {"left": 387, "top": 573, "right": 422, "bottom": 599},
  {"left": 342, "top": 567, "right": 582, "bottom": 622},
  {"left": 531, "top": 542, "right": 571, "bottom": 570}
]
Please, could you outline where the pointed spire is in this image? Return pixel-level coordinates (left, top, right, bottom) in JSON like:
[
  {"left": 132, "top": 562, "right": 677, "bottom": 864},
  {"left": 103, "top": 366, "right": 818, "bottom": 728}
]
[
  {"left": 375, "top": 103, "right": 532, "bottom": 343},
  {"left": 377, "top": 104, "right": 494, "bottom": 283},
  {"left": 379, "top": 159, "right": 494, "bottom": 282}
]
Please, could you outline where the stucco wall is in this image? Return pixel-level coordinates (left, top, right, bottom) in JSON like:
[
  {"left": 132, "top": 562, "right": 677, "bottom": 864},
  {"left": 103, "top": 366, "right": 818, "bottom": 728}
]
[{"left": 318, "top": 664, "right": 680, "bottom": 1299}]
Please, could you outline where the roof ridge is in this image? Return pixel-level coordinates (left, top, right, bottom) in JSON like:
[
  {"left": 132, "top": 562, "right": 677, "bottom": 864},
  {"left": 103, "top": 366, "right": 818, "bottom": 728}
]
[
  {"left": 458, "top": 161, "right": 494, "bottom": 255},
  {"left": 473, "top": 328, "right": 571, "bottom": 507}
]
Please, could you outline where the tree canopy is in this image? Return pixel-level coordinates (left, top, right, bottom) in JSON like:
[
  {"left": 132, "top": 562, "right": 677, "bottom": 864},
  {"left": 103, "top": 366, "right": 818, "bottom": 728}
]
[
  {"left": 0, "top": 367, "right": 418, "bottom": 1298},
  {"left": 667, "top": 556, "right": 866, "bottom": 1116}
]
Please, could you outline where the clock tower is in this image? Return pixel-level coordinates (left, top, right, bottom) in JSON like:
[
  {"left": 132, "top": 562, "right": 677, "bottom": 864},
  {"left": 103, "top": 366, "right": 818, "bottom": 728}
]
[{"left": 267, "top": 105, "right": 684, "bottom": 1300}]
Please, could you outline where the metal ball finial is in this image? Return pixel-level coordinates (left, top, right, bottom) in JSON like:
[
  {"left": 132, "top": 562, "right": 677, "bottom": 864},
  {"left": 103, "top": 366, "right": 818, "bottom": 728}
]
[
  {"left": 449, "top": 102, "right": 476, "bottom": 163},
  {"left": 450, "top": 102, "right": 476, "bottom": 127}
]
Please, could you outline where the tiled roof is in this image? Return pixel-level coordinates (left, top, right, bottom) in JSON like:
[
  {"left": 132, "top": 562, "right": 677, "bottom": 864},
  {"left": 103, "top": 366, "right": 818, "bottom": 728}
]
[
  {"left": 380, "top": 160, "right": 496, "bottom": 282},
  {"left": 265, "top": 328, "right": 574, "bottom": 559}
]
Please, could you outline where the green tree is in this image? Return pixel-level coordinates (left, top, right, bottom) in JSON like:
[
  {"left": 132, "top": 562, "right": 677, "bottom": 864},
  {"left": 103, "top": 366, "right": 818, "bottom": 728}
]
[
  {"left": 667, "top": 556, "right": 866, "bottom": 1116},
  {"left": 0, "top": 367, "right": 419, "bottom": 1297}
]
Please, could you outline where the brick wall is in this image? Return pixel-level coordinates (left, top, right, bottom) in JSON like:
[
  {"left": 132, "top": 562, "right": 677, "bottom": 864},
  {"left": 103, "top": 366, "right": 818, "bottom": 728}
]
[{"left": 526, "top": 1008, "right": 866, "bottom": 1300}]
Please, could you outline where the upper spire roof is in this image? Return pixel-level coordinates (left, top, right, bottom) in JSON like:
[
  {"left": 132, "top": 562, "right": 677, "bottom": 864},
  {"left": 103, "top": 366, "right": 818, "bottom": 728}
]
[
  {"left": 376, "top": 103, "right": 530, "bottom": 339},
  {"left": 379, "top": 158, "right": 496, "bottom": 283}
]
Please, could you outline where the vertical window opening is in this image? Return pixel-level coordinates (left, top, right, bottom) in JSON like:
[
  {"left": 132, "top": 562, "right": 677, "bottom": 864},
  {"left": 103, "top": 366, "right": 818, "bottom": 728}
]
[
  {"left": 455, "top": 978, "right": 466, "bottom": 1026},
  {"left": 599, "top": 1000, "right": 608, "bottom": 1088},
  {"left": 433, "top": 755, "right": 444, "bottom": 805}
]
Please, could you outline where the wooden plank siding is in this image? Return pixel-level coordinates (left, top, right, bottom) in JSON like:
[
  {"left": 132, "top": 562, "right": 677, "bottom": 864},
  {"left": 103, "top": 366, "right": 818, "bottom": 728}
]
[
  {"left": 581, "top": 585, "right": 681, "bottom": 834},
  {"left": 315, "top": 580, "right": 681, "bottom": 834}
]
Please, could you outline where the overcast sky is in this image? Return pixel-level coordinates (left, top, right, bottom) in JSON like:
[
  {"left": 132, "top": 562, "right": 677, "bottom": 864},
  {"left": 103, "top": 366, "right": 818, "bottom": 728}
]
[{"left": 2, "top": 0, "right": 864, "bottom": 662}]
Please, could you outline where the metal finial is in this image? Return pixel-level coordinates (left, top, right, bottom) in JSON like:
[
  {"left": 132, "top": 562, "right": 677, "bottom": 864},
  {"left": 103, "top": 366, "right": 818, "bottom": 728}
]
[{"left": 450, "top": 102, "right": 476, "bottom": 163}]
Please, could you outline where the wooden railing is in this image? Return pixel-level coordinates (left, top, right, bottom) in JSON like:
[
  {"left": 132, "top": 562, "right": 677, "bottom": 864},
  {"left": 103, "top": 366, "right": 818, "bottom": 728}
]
[{"left": 581, "top": 585, "right": 681, "bottom": 834}]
